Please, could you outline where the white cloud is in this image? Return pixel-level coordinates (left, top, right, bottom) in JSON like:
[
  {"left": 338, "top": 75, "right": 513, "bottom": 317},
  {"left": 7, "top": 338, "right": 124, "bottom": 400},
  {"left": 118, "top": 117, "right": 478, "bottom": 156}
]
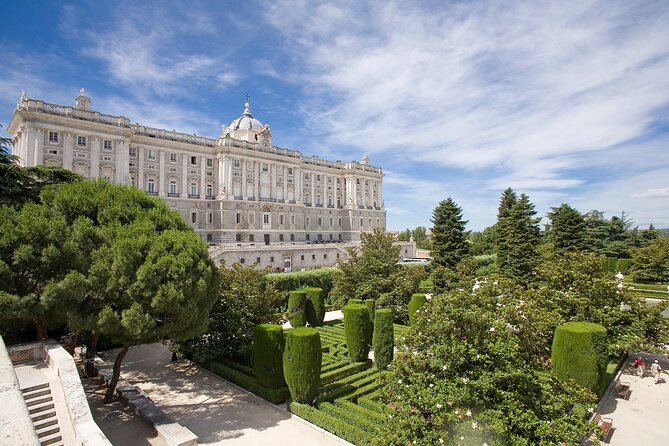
[
  {"left": 264, "top": 0, "right": 669, "bottom": 194},
  {"left": 630, "top": 188, "right": 669, "bottom": 199}
]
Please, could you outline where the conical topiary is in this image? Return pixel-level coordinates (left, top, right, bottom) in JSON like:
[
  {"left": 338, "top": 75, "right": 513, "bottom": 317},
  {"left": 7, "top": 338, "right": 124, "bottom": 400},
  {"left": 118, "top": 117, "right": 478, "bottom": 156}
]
[{"left": 283, "top": 327, "right": 322, "bottom": 404}]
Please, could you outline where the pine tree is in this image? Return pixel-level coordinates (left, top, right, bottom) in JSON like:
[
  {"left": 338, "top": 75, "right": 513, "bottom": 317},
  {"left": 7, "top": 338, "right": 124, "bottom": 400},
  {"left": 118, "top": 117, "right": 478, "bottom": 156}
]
[
  {"left": 495, "top": 188, "right": 517, "bottom": 275},
  {"left": 430, "top": 197, "right": 469, "bottom": 269},
  {"left": 546, "top": 203, "right": 586, "bottom": 253},
  {"left": 505, "top": 193, "right": 541, "bottom": 282}
]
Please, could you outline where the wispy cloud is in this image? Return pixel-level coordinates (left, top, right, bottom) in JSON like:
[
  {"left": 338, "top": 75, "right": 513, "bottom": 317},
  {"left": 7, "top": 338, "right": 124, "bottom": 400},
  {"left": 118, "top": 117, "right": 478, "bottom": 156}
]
[{"left": 630, "top": 188, "right": 669, "bottom": 199}]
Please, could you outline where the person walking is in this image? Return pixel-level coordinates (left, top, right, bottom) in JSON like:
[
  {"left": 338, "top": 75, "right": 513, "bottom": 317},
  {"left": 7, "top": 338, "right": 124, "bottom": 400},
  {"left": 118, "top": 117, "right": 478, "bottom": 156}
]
[
  {"left": 651, "top": 360, "right": 662, "bottom": 384},
  {"left": 634, "top": 356, "right": 645, "bottom": 377}
]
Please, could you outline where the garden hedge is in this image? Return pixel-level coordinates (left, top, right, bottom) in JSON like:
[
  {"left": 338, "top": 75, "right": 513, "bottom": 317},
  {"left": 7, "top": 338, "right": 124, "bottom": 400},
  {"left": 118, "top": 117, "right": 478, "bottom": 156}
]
[
  {"left": 288, "top": 291, "right": 307, "bottom": 327},
  {"left": 616, "top": 258, "right": 632, "bottom": 274},
  {"left": 364, "top": 299, "right": 375, "bottom": 324},
  {"left": 267, "top": 268, "right": 342, "bottom": 309},
  {"left": 205, "top": 359, "right": 289, "bottom": 403},
  {"left": 283, "top": 327, "right": 322, "bottom": 404},
  {"left": 408, "top": 293, "right": 427, "bottom": 326},
  {"left": 343, "top": 304, "right": 371, "bottom": 363},
  {"left": 253, "top": 324, "right": 286, "bottom": 388},
  {"left": 372, "top": 309, "right": 393, "bottom": 370},
  {"left": 305, "top": 287, "right": 326, "bottom": 327},
  {"left": 288, "top": 401, "right": 373, "bottom": 446},
  {"left": 348, "top": 298, "right": 364, "bottom": 305},
  {"left": 551, "top": 321, "right": 608, "bottom": 393}
]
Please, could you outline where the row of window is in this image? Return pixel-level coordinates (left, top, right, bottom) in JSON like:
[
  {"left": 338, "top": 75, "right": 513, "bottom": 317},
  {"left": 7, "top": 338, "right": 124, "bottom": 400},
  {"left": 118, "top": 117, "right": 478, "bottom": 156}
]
[
  {"left": 237, "top": 253, "right": 339, "bottom": 265},
  {"left": 48, "top": 131, "right": 113, "bottom": 150}
]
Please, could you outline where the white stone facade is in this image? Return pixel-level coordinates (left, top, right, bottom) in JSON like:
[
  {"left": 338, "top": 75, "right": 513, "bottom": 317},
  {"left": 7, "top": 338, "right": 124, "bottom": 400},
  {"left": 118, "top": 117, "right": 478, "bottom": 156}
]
[{"left": 7, "top": 90, "right": 389, "bottom": 269}]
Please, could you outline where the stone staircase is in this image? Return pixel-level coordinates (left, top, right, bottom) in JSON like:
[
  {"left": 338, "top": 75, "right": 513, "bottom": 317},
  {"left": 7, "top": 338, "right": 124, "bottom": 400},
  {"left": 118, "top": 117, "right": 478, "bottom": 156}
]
[{"left": 22, "top": 382, "right": 62, "bottom": 446}]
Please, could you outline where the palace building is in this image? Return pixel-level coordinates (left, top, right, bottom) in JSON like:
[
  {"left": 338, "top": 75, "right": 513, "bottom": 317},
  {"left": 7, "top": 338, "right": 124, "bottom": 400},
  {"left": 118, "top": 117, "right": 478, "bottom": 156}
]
[{"left": 7, "top": 90, "right": 408, "bottom": 270}]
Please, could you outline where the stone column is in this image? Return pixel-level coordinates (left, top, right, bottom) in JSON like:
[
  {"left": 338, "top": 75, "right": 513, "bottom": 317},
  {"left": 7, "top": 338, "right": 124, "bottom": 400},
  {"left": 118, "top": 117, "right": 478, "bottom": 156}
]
[
  {"left": 283, "top": 166, "right": 287, "bottom": 202},
  {"left": 24, "top": 127, "right": 36, "bottom": 167},
  {"left": 254, "top": 161, "right": 259, "bottom": 199},
  {"left": 182, "top": 154, "right": 188, "bottom": 197},
  {"left": 34, "top": 128, "right": 43, "bottom": 166},
  {"left": 378, "top": 179, "right": 383, "bottom": 208},
  {"left": 159, "top": 151, "right": 166, "bottom": 196},
  {"left": 116, "top": 140, "right": 129, "bottom": 184},
  {"left": 310, "top": 172, "right": 315, "bottom": 206},
  {"left": 217, "top": 154, "right": 225, "bottom": 198},
  {"left": 63, "top": 132, "right": 73, "bottom": 170},
  {"left": 295, "top": 167, "right": 301, "bottom": 201},
  {"left": 333, "top": 176, "right": 338, "bottom": 207},
  {"left": 90, "top": 137, "right": 100, "bottom": 179},
  {"left": 242, "top": 158, "right": 247, "bottom": 198},
  {"left": 271, "top": 163, "right": 277, "bottom": 199},
  {"left": 138, "top": 147, "right": 144, "bottom": 189},
  {"left": 226, "top": 158, "right": 232, "bottom": 196},
  {"left": 200, "top": 155, "right": 206, "bottom": 198}
]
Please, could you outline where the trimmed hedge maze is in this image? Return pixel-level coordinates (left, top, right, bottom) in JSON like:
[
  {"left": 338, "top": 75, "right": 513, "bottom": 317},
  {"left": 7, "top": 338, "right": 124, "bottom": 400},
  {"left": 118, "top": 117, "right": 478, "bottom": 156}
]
[{"left": 205, "top": 320, "right": 409, "bottom": 445}]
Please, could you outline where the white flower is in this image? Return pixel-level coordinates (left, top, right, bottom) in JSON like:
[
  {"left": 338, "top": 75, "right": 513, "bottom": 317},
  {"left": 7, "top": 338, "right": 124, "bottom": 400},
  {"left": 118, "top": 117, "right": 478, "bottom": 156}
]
[
  {"left": 454, "top": 409, "right": 459, "bottom": 415},
  {"left": 588, "top": 407, "right": 594, "bottom": 413},
  {"left": 397, "top": 379, "right": 402, "bottom": 384},
  {"left": 461, "top": 377, "right": 468, "bottom": 384},
  {"left": 460, "top": 436, "right": 464, "bottom": 440},
  {"left": 436, "top": 403, "right": 443, "bottom": 409},
  {"left": 439, "top": 439, "right": 443, "bottom": 444},
  {"left": 442, "top": 365, "right": 448, "bottom": 371},
  {"left": 466, "top": 409, "right": 472, "bottom": 417},
  {"left": 472, "top": 421, "right": 478, "bottom": 429},
  {"left": 489, "top": 327, "right": 495, "bottom": 332},
  {"left": 429, "top": 383, "right": 434, "bottom": 388}
]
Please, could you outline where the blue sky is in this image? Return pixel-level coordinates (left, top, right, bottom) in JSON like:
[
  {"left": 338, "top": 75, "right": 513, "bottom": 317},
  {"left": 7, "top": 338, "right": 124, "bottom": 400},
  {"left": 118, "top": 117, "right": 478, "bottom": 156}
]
[{"left": 2, "top": 0, "right": 669, "bottom": 231}]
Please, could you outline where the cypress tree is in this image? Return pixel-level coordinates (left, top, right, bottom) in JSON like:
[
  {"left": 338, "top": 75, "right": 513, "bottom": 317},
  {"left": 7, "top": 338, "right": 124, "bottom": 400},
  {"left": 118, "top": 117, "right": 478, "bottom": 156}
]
[
  {"left": 495, "top": 188, "right": 517, "bottom": 276},
  {"left": 430, "top": 197, "right": 469, "bottom": 269},
  {"left": 547, "top": 203, "right": 586, "bottom": 253}
]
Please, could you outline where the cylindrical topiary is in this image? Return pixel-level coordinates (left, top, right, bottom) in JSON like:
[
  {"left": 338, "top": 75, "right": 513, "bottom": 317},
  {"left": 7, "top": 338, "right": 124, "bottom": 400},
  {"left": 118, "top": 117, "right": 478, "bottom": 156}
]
[
  {"left": 288, "top": 291, "right": 307, "bottom": 327},
  {"left": 305, "top": 287, "right": 326, "bottom": 327},
  {"left": 551, "top": 321, "right": 608, "bottom": 393},
  {"left": 253, "top": 324, "right": 286, "bottom": 388},
  {"left": 364, "top": 299, "right": 376, "bottom": 324},
  {"left": 408, "top": 293, "right": 428, "bottom": 326},
  {"left": 283, "top": 327, "right": 322, "bottom": 404},
  {"left": 373, "top": 309, "right": 394, "bottom": 370},
  {"left": 343, "top": 304, "right": 371, "bottom": 363},
  {"left": 348, "top": 298, "right": 363, "bottom": 305}
]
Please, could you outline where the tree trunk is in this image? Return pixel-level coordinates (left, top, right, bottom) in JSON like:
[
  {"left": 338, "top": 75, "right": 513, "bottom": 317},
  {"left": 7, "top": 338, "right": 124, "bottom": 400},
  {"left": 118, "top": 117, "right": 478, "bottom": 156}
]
[
  {"left": 34, "top": 320, "right": 47, "bottom": 341},
  {"left": 103, "top": 345, "right": 129, "bottom": 404},
  {"left": 85, "top": 330, "right": 100, "bottom": 377},
  {"left": 68, "top": 333, "right": 79, "bottom": 356}
]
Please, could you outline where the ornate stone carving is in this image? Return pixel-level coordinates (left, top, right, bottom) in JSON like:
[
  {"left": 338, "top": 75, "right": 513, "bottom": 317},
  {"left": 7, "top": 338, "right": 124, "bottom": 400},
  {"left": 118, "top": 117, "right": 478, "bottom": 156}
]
[{"left": 74, "top": 88, "right": 91, "bottom": 110}]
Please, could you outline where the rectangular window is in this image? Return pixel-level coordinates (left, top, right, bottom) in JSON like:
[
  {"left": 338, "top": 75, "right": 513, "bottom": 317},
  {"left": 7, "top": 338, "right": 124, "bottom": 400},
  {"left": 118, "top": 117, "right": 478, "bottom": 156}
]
[
  {"left": 103, "top": 140, "right": 112, "bottom": 150},
  {"left": 279, "top": 234, "right": 284, "bottom": 242},
  {"left": 236, "top": 234, "right": 242, "bottom": 242},
  {"left": 206, "top": 184, "right": 213, "bottom": 197},
  {"left": 48, "top": 131, "right": 59, "bottom": 143},
  {"left": 270, "top": 256, "right": 275, "bottom": 262},
  {"left": 170, "top": 153, "right": 177, "bottom": 162},
  {"left": 304, "top": 173, "right": 309, "bottom": 180},
  {"left": 338, "top": 218, "right": 342, "bottom": 226},
  {"left": 206, "top": 234, "right": 213, "bottom": 242},
  {"left": 191, "top": 212, "right": 197, "bottom": 224},
  {"left": 234, "top": 159, "right": 240, "bottom": 168},
  {"left": 236, "top": 213, "right": 241, "bottom": 224},
  {"left": 103, "top": 156, "right": 112, "bottom": 161},
  {"left": 262, "top": 163, "right": 268, "bottom": 172},
  {"left": 306, "top": 234, "right": 310, "bottom": 241},
  {"left": 312, "top": 254, "right": 316, "bottom": 260},
  {"left": 169, "top": 181, "right": 177, "bottom": 194},
  {"left": 77, "top": 136, "right": 87, "bottom": 147},
  {"left": 208, "top": 212, "right": 214, "bottom": 224},
  {"left": 291, "top": 215, "right": 295, "bottom": 225},
  {"left": 263, "top": 214, "right": 269, "bottom": 224},
  {"left": 147, "top": 179, "right": 155, "bottom": 193},
  {"left": 206, "top": 158, "right": 213, "bottom": 167},
  {"left": 148, "top": 150, "right": 156, "bottom": 160},
  {"left": 249, "top": 234, "right": 254, "bottom": 242},
  {"left": 279, "top": 214, "right": 284, "bottom": 225},
  {"left": 288, "top": 167, "right": 293, "bottom": 175},
  {"left": 129, "top": 147, "right": 137, "bottom": 157},
  {"left": 48, "top": 149, "right": 59, "bottom": 154},
  {"left": 249, "top": 213, "right": 255, "bottom": 224},
  {"left": 190, "top": 156, "right": 197, "bottom": 165},
  {"left": 317, "top": 175, "right": 321, "bottom": 181},
  {"left": 190, "top": 183, "right": 197, "bottom": 195},
  {"left": 256, "top": 257, "right": 261, "bottom": 263},
  {"left": 130, "top": 176, "right": 137, "bottom": 187},
  {"left": 318, "top": 218, "right": 322, "bottom": 226},
  {"left": 306, "top": 217, "right": 310, "bottom": 226},
  {"left": 330, "top": 218, "right": 333, "bottom": 226},
  {"left": 290, "top": 234, "right": 295, "bottom": 241},
  {"left": 301, "top": 255, "right": 304, "bottom": 261}
]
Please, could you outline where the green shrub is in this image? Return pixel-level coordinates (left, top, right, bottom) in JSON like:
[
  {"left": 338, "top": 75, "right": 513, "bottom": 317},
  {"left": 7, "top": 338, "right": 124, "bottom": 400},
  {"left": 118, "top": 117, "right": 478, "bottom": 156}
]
[
  {"left": 288, "top": 402, "right": 373, "bottom": 445},
  {"left": 373, "top": 309, "right": 394, "bottom": 370},
  {"left": 551, "top": 321, "right": 608, "bottom": 393},
  {"left": 288, "top": 291, "right": 307, "bottom": 327},
  {"left": 305, "top": 287, "right": 326, "bottom": 327},
  {"left": 616, "top": 258, "right": 632, "bottom": 274},
  {"left": 344, "top": 304, "right": 371, "bottom": 363},
  {"left": 364, "top": 299, "right": 375, "bottom": 324},
  {"left": 205, "top": 359, "right": 289, "bottom": 403},
  {"left": 602, "top": 257, "right": 618, "bottom": 272},
  {"left": 253, "top": 324, "right": 286, "bottom": 388},
  {"left": 267, "top": 268, "right": 342, "bottom": 310},
  {"left": 348, "top": 298, "right": 363, "bottom": 305},
  {"left": 408, "top": 293, "right": 427, "bottom": 326},
  {"left": 283, "top": 327, "right": 322, "bottom": 404}
]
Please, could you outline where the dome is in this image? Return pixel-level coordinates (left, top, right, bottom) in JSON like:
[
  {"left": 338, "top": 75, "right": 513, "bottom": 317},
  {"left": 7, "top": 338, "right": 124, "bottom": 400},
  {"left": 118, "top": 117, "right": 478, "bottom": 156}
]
[{"left": 228, "top": 98, "right": 264, "bottom": 132}]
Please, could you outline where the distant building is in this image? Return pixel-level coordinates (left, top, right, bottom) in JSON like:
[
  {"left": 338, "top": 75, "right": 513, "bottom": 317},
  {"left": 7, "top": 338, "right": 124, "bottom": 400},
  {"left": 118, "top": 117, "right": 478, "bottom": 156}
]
[{"left": 7, "top": 89, "right": 403, "bottom": 269}]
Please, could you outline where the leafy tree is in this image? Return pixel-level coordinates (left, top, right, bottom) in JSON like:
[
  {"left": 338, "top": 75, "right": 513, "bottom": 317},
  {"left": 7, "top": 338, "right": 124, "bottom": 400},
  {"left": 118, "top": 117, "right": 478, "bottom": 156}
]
[
  {"left": 376, "top": 265, "right": 427, "bottom": 323},
  {"left": 504, "top": 193, "right": 541, "bottom": 282},
  {"left": 546, "top": 203, "right": 586, "bottom": 253},
  {"left": 332, "top": 228, "right": 400, "bottom": 305},
  {"left": 379, "top": 281, "right": 596, "bottom": 445},
  {"left": 468, "top": 225, "right": 496, "bottom": 256},
  {"left": 495, "top": 188, "right": 517, "bottom": 275},
  {"left": 0, "top": 203, "right": 89, "bottom": 340},
  {"left": 176, "top": 262, "right": 282, "bottom": 364},
  {"left": 430, "top": 197, "right": 469, "bottom": 269},
  {"left": 397, "top": 226, "right": 431, "bottom": 250},
  {"left": 630, "top": 238, "right": 669, "bottom": 283}
]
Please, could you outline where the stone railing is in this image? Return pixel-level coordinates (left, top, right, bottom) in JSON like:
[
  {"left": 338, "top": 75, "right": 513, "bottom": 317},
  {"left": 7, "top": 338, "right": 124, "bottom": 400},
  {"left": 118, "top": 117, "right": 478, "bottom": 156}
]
[
  {"left": 0, "top": 336, "right": 40, "bottom": 446},
  {"left": 19, "top": 99, "right": 131, "bottom": 127}
]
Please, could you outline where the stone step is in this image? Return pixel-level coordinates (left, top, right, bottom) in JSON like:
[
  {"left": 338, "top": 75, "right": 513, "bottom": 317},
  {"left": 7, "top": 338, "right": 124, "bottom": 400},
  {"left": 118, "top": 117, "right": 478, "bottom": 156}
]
[
  {"left": 25, "top": 395, "right": 53, "bottom": 407},
  {"left": 31, "top": 409, "right": 57, "bottom": 423},
  {"left": 21, "top": 382, "right": 50, "bottom": 394},
  {"left": 22, "top": 387, "right": 52, "bottom": 400},
  {"left": 33, "top": 417, "right": 58, "bottom": 431},
  {"left": 28, "top": 401, "right": 55, "bottom": 415},
  {"left": 39, "top": 431, "right": 62, "bottom": 446},
  {"left": 35, "top": 424, "right": 60, "bottom": 438}
]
